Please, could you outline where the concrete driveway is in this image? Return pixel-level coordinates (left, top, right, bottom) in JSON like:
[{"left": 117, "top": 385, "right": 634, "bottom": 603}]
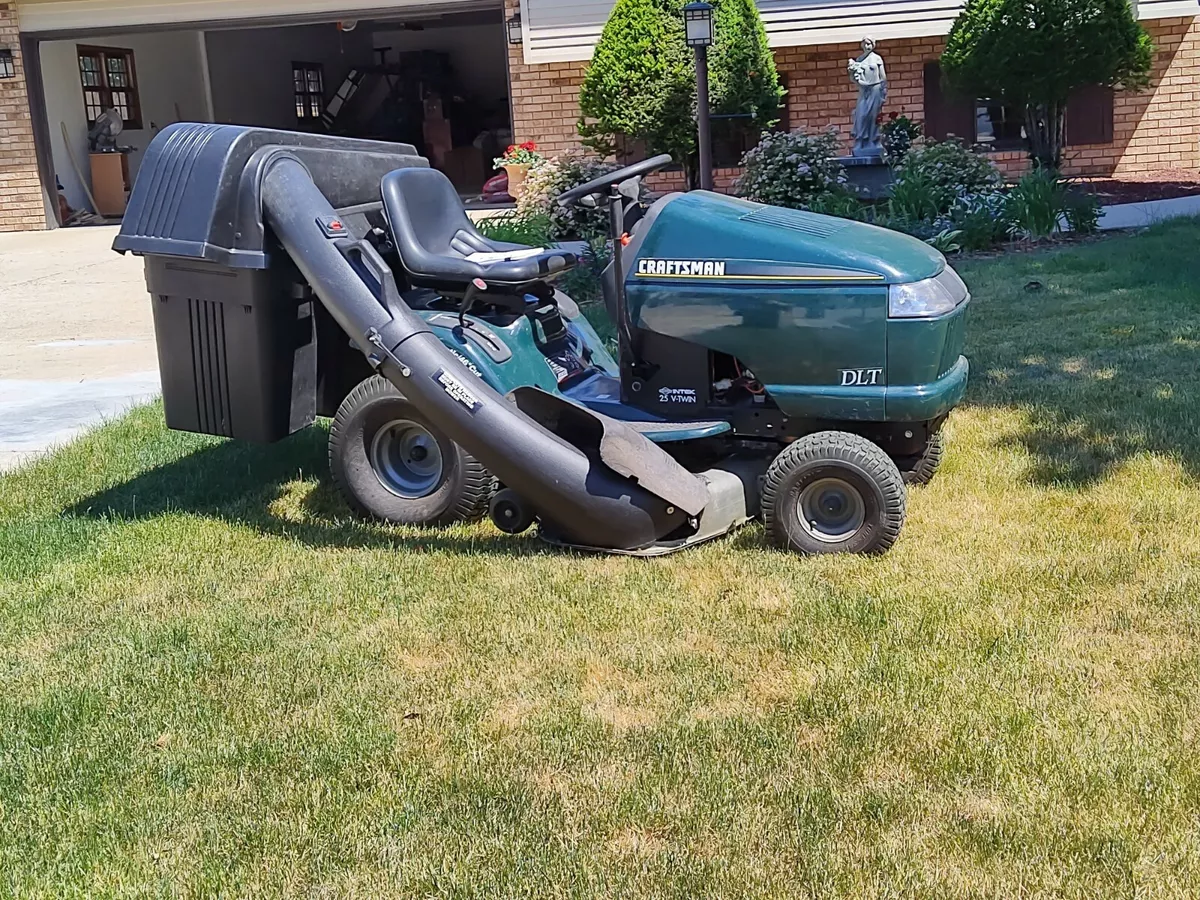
[{"left": 0, "top": 226, "right": 159, "bottom": 471}]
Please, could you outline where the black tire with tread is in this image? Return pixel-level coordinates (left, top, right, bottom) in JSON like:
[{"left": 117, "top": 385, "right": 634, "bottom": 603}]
[
  {"left": 329, "top": 376, "right": 495, "bottom": 526},
  {"left": 896, "top": 431, "right": 944, "bottom": 486},
  {"left": 761, "top": 431, "right": 906, "bottom": 555}
]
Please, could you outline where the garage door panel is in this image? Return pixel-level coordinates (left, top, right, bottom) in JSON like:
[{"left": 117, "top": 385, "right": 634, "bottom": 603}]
[{"left": 18, "top": 0, "right": 485, "bottom": 36}]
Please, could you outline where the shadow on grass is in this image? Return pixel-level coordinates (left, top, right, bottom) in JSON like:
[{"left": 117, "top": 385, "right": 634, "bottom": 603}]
[
  {"left": 70, "top": 425, "right": 546, "bottom": 557},
  {"left": 67, "top": 423, "right": 779, "bottom": 559},
  {"left": 960, "top": 218, "right": 1200, "bottom": 487}
]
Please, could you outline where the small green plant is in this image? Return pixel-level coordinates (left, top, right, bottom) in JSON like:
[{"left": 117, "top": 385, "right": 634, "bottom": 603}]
[
  {"left": 1063, "top": 190, "right": 1102, "bottom": 235},
  {"left": 475, "top": 211, "right": 553, "bottom": 246},
  {"left": 925, "top": 228, "right": 964, "bottom": 254},
  {"left": 888, "top": 165, "right": 942, "bottom": 223},
  {"left": 559, "top": 239, "right": 612, "bottom": 309},
  {"left": 735, "top": 128, "right": 847, "bottom": 210},
  {"left": 881, "top": 113, "right": 922, "bottom": 163},
  {"left": 950, "top": 191, "right": 1012, "bottom": 250},
  {"left": 475, "top": 212, "right": 608, "bottom": 312},
  {"left": 1006, "top": 168, "right": 1068, "bottom": 239}
]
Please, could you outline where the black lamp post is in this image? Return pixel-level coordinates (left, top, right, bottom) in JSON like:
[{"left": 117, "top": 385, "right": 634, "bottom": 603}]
[{"left": 683, "top": 1, "right": 714, "bottom": 191}]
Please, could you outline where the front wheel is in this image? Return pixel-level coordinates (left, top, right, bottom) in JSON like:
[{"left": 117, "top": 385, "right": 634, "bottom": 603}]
[
  {"left": 329, "top": 376, "right": 495, "bottom": 526},
  {"left": 761, "top": 431, "right": 906, "bottom": 555}
]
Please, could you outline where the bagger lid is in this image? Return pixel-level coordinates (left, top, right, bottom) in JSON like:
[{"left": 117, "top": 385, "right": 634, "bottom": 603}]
[{"left": 113, "top": 123, "right": 427, "bottom": 268}]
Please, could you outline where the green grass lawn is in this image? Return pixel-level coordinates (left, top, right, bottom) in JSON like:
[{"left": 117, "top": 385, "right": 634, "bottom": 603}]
[{"left": 4, "top": 222, "right": 1200, "bottom": 898}]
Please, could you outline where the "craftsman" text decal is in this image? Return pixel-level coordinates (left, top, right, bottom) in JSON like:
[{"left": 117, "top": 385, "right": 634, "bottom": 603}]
[{"left": 636, "top": 258, "right": 726, "bottom": 277}]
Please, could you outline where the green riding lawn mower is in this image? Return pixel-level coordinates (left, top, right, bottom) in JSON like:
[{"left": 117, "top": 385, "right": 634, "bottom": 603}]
[{"left": 114, "top": 126, "right": 969, "bottom": 556}]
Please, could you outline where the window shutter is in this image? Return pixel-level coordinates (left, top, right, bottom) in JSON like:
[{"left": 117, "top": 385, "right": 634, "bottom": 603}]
[
  {"left": 1066, "top": 84, "right": 1114, "bottom": 146},
  {"left": 923, "top": 61, "right": 975, "bottom": 143}
]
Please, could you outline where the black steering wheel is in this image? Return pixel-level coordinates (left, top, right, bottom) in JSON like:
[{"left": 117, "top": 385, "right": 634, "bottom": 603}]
[{"left": 556, "top": 154, "right": 674, "bottom": 206}]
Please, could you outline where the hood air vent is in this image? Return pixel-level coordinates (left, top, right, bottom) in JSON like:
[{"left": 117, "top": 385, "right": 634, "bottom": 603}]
[{"left": 739, "top": 205, "right": 847, "bottom": 238}]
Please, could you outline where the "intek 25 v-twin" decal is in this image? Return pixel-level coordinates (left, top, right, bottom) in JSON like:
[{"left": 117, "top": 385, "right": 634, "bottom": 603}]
[{"left": 658, "top": 386, "right": 698, "bottom": 404}]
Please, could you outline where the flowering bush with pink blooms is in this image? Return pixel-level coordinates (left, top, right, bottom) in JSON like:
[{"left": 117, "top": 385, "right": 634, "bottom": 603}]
[{"left": 734, "top": 128, "right": 848, "bottom": 210}]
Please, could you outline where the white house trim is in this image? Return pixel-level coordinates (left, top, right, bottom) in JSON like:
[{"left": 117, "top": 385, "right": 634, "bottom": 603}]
[{"left": 520, "top": 0, "right": 1200, "bottom": 65}]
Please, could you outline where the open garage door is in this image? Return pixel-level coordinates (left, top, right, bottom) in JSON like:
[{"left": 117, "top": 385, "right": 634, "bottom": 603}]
[
  {"left": 24, "top": 3, "right": 511, "bottom": 224},
  {"left": 16, "top": 0, "right": 483, "bottom": 35}
]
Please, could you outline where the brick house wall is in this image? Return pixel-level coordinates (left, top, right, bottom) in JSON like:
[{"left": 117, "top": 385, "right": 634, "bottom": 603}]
[
  {"left": 0, "top": 3, "right": 45, "bottom": 232},
  {"left": 504, "top": 8, "right": 1200, "bottom": 185},
  {"left": 505, "top": 1, "right": 585, "bottom": 157}
]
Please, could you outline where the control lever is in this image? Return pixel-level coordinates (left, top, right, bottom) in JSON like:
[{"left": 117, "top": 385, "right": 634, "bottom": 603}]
[{"left": 459, "top": 277, "right": 488, "bottom": 327}]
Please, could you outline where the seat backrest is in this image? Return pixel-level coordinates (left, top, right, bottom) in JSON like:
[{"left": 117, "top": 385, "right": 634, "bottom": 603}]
[{"left": 381, "top": 167, "right": 488, "bottom": 278}]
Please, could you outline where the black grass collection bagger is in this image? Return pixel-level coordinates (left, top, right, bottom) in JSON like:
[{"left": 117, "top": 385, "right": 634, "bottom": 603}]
[{"left": 114, "top": 125, "right": 969, "bottom": 556}]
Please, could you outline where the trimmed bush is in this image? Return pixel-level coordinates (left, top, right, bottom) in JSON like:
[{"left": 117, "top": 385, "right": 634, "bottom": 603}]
[
  {"left": 707, "top": 0, "right": 785, "bottom": 124},
  {"left": 890, "top": 140, "right": 1002, "bottom": 216},
  {"left": 943, "top": 0, "right": 1153, "bottom": 168},
  {"left": 578, "top": 0, "right": 783, "bottom": 185},
  {"left": 734, "top": 129, "right": 847, "bottom": 210}
]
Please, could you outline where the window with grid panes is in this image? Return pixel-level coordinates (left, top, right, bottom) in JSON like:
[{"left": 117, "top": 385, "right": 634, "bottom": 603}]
[
  {"left": 77, "top": 46, "right": 141, "bottom": 129},
  {"left": 293, "top": 62, "right": 325, "bottom": 121}
]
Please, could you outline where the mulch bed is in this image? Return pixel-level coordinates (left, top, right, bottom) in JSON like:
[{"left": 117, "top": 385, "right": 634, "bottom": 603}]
[{"left": 1072, "top": 168, "right": 1200, "bottom": 204}]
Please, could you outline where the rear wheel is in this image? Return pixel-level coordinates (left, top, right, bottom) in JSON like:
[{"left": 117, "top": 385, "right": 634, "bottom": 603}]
[
  {"left": 329, "top": 376, "right": 494, "bottom": 526},
  {"left": 896, "top": 432, "right": 945, "bottom": 486},
  {"left": 761, "top": 431, "right": 906, "bottom": 555}
]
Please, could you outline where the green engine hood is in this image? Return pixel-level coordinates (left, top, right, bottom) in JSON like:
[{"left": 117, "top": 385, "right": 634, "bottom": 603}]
[{"left": 627, "top": 192, "right": 944, "bottom": 285}]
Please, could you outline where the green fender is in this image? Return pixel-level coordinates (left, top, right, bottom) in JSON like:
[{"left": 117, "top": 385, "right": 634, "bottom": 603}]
[{"left": 418, "top": 303, "right": 617, "bottom": 397}]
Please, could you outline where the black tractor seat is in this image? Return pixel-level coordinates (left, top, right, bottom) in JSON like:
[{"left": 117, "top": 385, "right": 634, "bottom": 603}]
[{"left": 381, "top": 167, "right": 577, "bottom": 294}]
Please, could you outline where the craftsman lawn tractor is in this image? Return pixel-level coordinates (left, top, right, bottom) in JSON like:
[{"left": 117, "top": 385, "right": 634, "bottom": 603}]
[{"left": 114, "top": 125, "right": 969, "bottom": 556}]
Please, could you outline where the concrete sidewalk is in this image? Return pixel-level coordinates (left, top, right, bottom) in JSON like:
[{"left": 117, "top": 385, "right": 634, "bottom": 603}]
[{"left": 0, "top": 225, "right": 159, "bottom": 471}]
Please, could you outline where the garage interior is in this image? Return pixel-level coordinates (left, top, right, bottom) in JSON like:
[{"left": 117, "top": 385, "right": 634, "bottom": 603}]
[{"left": 34, "top": 7, "right": 512, "bottom": 224}]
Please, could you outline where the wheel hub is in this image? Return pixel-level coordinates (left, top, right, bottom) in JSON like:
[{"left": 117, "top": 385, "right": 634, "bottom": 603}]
[
  {"left": 798, "top": 477, "right": 866, "bottom": 543},
  {"left": 370, "top": 419, "right": 445, "bottom": 499}
]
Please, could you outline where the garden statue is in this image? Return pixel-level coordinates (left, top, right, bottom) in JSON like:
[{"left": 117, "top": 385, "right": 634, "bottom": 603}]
[{"left": 848, "top": 36, "right": 888, "bottom": 158}]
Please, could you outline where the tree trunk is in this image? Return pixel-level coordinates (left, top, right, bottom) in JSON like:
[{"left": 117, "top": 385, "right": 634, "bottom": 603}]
[{"left": 1024, "top": 101, "right": 1066, "bottom": 171}]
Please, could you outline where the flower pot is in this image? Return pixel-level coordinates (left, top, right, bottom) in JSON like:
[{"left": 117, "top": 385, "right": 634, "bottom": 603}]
[{"left": 503, "top": 163, "right": 531, "bottom": 199}]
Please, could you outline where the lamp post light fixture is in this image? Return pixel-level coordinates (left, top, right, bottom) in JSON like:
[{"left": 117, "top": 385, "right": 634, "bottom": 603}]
[
  {"left": 683, "top": 2, "right": 714, "bottom": 191},
  {"left": 684, "top": 1, "right": 714, "bottom": 46},
  {"left": 0, "top": 49, "right": 15, "bottom": 80},
  {"left": 506, "top": 13, "right": 523, "bottom": 46}
]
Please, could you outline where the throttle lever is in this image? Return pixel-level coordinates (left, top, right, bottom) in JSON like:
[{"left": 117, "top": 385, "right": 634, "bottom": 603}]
[{"left": 459, "top": 277, "right": 489, "bottom": 327}]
